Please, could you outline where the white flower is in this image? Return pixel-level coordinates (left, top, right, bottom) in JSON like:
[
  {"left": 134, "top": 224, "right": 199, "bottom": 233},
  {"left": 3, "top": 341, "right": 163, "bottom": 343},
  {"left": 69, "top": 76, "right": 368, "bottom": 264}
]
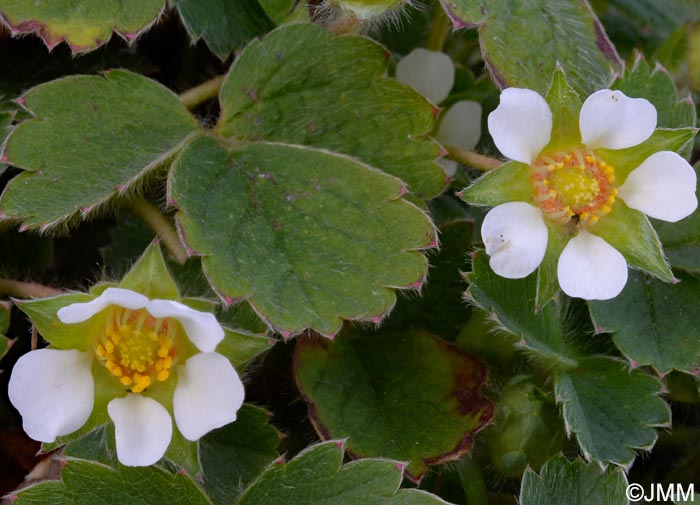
[
  {"left": 396, "top": 48, "right": 482, "bottom": 176},
  {"left": 481, "top": 88, "right": 697, "bottom": 300},
  {"left": 9, "top": 287, "right": 244, "bottom": 466}
]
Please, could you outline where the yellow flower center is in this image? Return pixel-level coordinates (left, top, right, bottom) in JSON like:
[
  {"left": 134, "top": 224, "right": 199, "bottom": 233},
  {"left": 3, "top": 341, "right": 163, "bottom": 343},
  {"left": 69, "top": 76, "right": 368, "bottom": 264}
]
[
  {"left": 95, "top": 307, "right": 178, "bottom": 393},
  {"left": 530, "top": 149, "right": 617, "bottom": 226}
]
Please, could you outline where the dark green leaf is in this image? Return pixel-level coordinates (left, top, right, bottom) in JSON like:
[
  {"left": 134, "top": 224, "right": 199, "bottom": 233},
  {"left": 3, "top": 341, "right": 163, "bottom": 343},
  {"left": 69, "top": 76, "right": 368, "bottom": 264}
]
[
  {"left": 199, "top": 404, "right": 281, "bottom": 504},
  {"left": 170, "top": 136, "right": 436, "bottom": 336},
  {"left": 175, "top": 0, "right": 274, "bottom": 60},
  {"left": 294, "top": 331, "right": 493, "bottom": 480},
  {"left": 589, "top": 270, "right": 700, "bottom": 374},
  {"left": 520, "top": 456, "right": 628, "bottom": 505},
  {"left": 14, "top": 458, "right": 210, "bottom": 504},
  {"left": 217, "top": 23, "right": 444, "bottom": 199},
  {"left": 440, "top": 0, "right": 622, "bottom": 96},
  {"left": 554, "top": 356, "right": 670, "bottom": 467},
  {"left": 236, "top": 440, "right": 452, "bottom": 504},
  {"left": 0, "top": 70, "right": 200, "bottom": 229}
]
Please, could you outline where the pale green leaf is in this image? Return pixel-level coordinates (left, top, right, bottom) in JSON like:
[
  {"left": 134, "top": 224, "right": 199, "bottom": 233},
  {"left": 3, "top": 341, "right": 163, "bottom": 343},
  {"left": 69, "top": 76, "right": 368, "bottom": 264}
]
[
  {"left": 440, "top": 0, "right": 622, "bottom": 96},
  {"left": 294, "top": 330, "right": 493, "bottom": 480},
  {"left": 236, "top": 441, "right": 451, "bottom": 504},
  {"left": 520, "top": 456, "right": 628, "bottom": 505},
  {"left": 0, "top": 70, "right": 200, "bottom": 229},
  {"left": 169, "top": 137, "right": 435, "bottom": 336},
  {"left": 0, "top": 0, "right": 164, "bottom": 52},
  {"left": 217, "top": 23, "right": 444, "bottom": 199}
]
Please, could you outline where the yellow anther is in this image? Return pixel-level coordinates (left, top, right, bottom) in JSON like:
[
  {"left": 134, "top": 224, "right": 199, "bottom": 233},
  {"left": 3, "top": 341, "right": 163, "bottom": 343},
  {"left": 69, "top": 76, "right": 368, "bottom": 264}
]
[
  {"left": 155, "top": 359, "right": 163, "bottom": 372},
  {"left": 96, "top": 344, "right": 106, "bottom": 358},
  {"left": 163, "top": 356, "right": 173, "bottom": 369},
  {"left": 157, "top": 370, "right": 170, "bottom": 382},
  {"left": 601, "top": 205, "right": 612, "bottom": 214},
  {"left": 105, "top": 340, "right": 115, "bottom": 353},
  {"left": 607, "top": 195, "right": 616, "bottom": 205},
  {"left": 585, "top": 155, "right": 595, "bottom": 164},
  {"left": 120, "top": 376, "right": 133, "bottom": 386},
  {"left": 580, "top": 212, "right": 589, "bottom": 220},
  {"left": 589, "top": 215, "right": 599, "bottom": 224},
  {"left": 158, "top": 346, "right": 169, "bottom": 358}
]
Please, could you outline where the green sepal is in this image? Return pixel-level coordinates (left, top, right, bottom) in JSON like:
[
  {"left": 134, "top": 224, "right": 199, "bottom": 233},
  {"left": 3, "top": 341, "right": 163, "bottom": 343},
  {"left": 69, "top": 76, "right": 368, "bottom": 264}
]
[
  {"left": 0, "top": 301, "right": 11, "bottom": 360},
  {"left": 597, "top": 127, "right": 697, "bottom": 183},
  {"left": 544, "top": 66, "right": 583, "bottom": 151},
  {"left": 216, "top": 328, "right": 274, "bottom": 369},
  {"left": 16, "top": 293, "right": 97, "bottom": 350},
  {"left": 535, "top": 223, "right": 568, "bottom": 309},
  {"left": 591, "top": 201, "right": 673, "bottom": 282},
  {"left": 459, "top": 161, "right": 531, "bottom": 206},
  {"left": 119, "top": 241, "right": 179, "bottom": 300}
]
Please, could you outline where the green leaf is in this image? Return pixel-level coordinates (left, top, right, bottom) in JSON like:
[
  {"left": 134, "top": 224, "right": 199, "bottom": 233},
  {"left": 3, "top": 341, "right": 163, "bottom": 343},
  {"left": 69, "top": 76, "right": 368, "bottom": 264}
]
[
  {"left": 119, "top": 242, "right": 179, "bottom": 300},
  {"left": 466, "top": 251, "right": 579, "bottom": 368},
  {"left": 0, "top": 70, "right": 200, "bottom": 229},
  {"left": 175, "top": 0, "right": 275, "bottom": 60},
  {"left": 554, "top": 356, "right": 670, "bottom": 467},
  {"left": 379, "top": 220, "right": 472, "bottom": 339},
  {"left": 536, "top": 222, "right": 568, "bottom": 308},
  {"left": 589, "top": 270, "right": 700, "bottom": 374},
  {"left": 653, "top": 165, "right": 700, "bottom": 273},
  {"left": 440, "top": 0, "right": 622, "bottom": 96},
  {"left": 199, "top": 404, "right": 281, "bottom": 504},
  {"left": 459, "top": 161, "right": 531, "bottom": 206},
  {"left": 597, "top": 127, "right": 697, "bottom": 182},
  {"left": 520, "top": 456, "right": 628, "bottom": 505},
  {"left": 170, "top": 136, "right": 436, "bottom": 337},
  {"left": 0, "top": 300, "right": 12, "bottom": 360},
  {"left": 484, "top": 376, "right": 565, "bottom": 477},
  {"left": 216, "top": 328, "right": 274, "bottom": 369},
  {"left": 217, "top": 23, "right": 444, "bottom": 199},
  {"left": 294, "top": 330, "right": 493, "bottom": 480},
  {"left": 0, "top": 0, "right": 164, "bottom": 52},
  {"left": 613, "top": 56, "right": 696, "bottom": 130},
  {"left": 236, "top": 440, "right": 452, "bottom": 504},
  {"left": 590, "top": 200, "right": 673, "bottom": 282},
  {"left": 14, "top": 458, "right": 210, "bottom": 505},
  {"left": 545, "top": 67, "right": 583, "bottom": 150}
]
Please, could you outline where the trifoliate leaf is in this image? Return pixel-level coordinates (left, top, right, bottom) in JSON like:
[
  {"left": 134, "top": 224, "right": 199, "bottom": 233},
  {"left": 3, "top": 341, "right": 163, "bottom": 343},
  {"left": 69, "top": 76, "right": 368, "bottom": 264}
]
[
  {"left": 216, "top": 23, "right": 444, "bottom": 199},
  {"left": 294, "top": 331, "right": 493, "bottom": 480},
  {"left": 520, "top": 456, "right": 628, "bottom": 505},
  {"left": 554, "top": 356, "right": 670, "bottom": 467},
  {"left": 466, "top": 251, "right": 580, "bottom": 368},
  {"left": 0, "top": 0, "right": 164, "bottom": 52},
  {"left": 199, "top": 404, "right": 281, "bottom": 504},
  {"left": 0, "top": 70, "right": 200, "bottom": 230},
  {"left": 174, "top": 0, "right": 275, "bottom": 60},
  {"left": 169, "top": 136, "right": 436, "bottom": 337},
  {"left": 439, "top": 0, "right": 622, "bottom": 96},
  {"left": 236, "top": 441, "right": 452, "bottom": 505},
  {"left": 13, "top": 458, "right": 210, "bottom": 505},
  {"left": 590, "top": 270, "right": 700, "bottom": 374}
]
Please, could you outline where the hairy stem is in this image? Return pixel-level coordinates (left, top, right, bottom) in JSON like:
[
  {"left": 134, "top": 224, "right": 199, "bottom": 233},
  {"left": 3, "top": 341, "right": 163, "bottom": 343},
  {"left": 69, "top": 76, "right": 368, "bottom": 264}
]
[
  {"left": 0, "top": 278, "right": 63, "bottom": 299},
  {"left": 426, "top": 6, "right": 451, "bottom": 52},
  {"left": 179, "top": 75, "right": 225, "bottom": 109},
  {"left": 131, "top": 198, "right": 189, "bottom": 265},
  {"left": 445, "top": 145, "right": 503, "bottom": 171}
]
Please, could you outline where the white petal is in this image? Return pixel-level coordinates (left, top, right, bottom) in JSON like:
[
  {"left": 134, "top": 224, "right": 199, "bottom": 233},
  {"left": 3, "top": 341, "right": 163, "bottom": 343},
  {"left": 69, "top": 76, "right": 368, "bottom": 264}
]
[
  {"left": 173, "top": 353, "right": 244, "bottom": 441},
  {"left": 579, "top": 89, "right": 656, "bottom": 150},
  {"left": 618, "top": 151, "right": 698, "bottom": 222},
  {"left": 108, "top": 394, "right": 172, "bottom": 467},
  {"left": 395, "top": 48, "right": 454, "bottom": 105},
  {"left": 437, "top": 100, "right": 482, "bottom": 150},
  {"left": 557, "top": 231, "right": 628, "bottom": 300},
  {"left": 487, "top": 88, "right": 552, "bottom": 164},
  {"left": 481, "top": 202, "right": 548, "bottom": 279},
  {"left": 57, "top": 287, "right": 149, "bottom": 324},
  {"left": 8, "top": 349, "right": 94, "bottom": 442},
  {"left": 146, "top": 300, "right": 224, "bottom": 353}
]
